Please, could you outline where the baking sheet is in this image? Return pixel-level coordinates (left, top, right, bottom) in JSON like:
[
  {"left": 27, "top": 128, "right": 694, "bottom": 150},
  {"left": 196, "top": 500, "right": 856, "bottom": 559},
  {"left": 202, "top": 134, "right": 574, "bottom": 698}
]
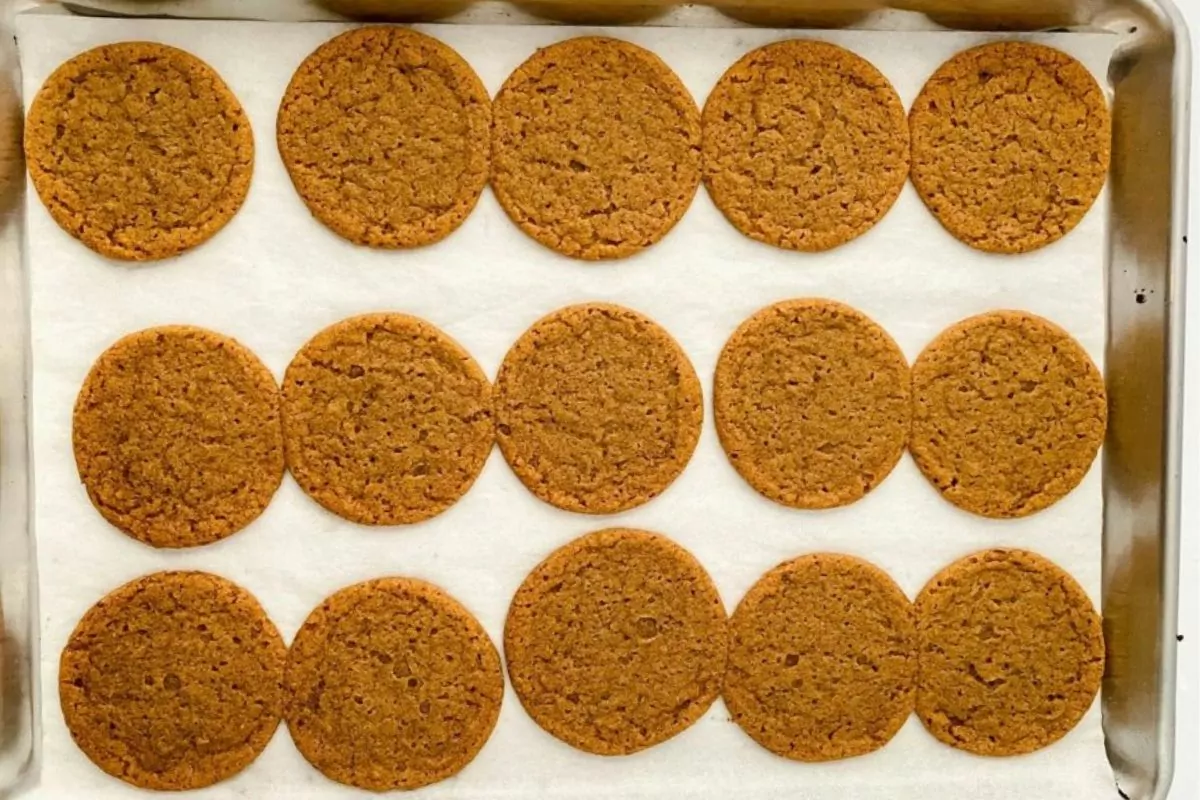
[{"left": 15, "top": 13, "right": 1117, "bottom": 800}]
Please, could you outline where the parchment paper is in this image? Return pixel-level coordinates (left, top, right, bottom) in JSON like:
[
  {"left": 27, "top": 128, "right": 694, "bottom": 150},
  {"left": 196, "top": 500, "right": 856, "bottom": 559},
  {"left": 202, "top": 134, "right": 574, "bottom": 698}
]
[{"left": 16, "top": 13, "right": 1117, "bottom": 800}]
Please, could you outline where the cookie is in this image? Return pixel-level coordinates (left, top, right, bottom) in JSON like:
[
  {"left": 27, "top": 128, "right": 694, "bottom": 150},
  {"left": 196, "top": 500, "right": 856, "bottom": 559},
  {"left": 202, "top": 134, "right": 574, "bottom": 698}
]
[
  {"left": 281, "top": 313, "right": 493, "bottom": 525},
  {"left": 60, "top": 571, "right": 286, "bottom": 790},
  {"left": 702, "top": 40, "right": 909, "bottom": 252},
  {"left": 910, "top": 310, "right": 1106, "bottom": 518},
  {"left": 714, "top": 299, "right": 911, "bottom": 509},
  {"left": 505, "top": 529, "right": 727, "bottom": 754},
  {"left": 277, "top": 27, "right": 490, "bottom": 248},
  {"left": 725, "top": 554, "right": 916, "bottom": 762},
  {"left": 73, "top": 326, "right": 284, "bottom": 548},
  {"left": 915, "top": 549, "right": 1104, "bottom": 755},
  {"left": 285, "top": 578, "right": 503, "bottom": 791},
  {"left": 909, "top": 41, "right": 1111, "bottom": 253},
  {"left": 491, "top": 37, "right": 702, "bottom": 259},
  {"left": 25, "top": 42, "right": 252, "bottom": 261},
  {"left": 495, "top": 303, "right": 702, "bottom": 513}
]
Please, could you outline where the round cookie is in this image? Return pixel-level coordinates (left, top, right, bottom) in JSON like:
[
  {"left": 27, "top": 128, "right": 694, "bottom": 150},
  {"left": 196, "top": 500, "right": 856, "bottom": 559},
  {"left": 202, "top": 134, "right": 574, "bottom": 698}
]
[
  {"left": 702, "top": 40, "right": 909, "bottom": 252},
  {"left": 915, "top": 549, "right": 1104, "bottom": 755},
  {"left": 909, "top": 41, "right": 1111, "bottom": 254},
  {"left": 60, "top": 571, "right": 286, "bottom": 790},
  {"left": 277, "top": 27, "right": 490, "bottom": 248},
  {"left": 725, "top": 554, "right": 916, "bottom": 762},
  {"left": 714, "top": 299, "right": 911, "bottom": 509},
  {"left": 285, "top": 578, "right": 503, "bottom": 790},
  {"left": 281, "top": 313, "right": 493, "bottom": 525},
  {"left": 495, "top": 303, "right": 702, "bottom": 513},
  {"left": 505, "top": 529, "right": 727, "bottom": 755},
  {"left": 491, "top": 37, "right": 702, "bottom": 260},
  {"left": 910, "top": 310, "right": 1106, "bottom": 518},
  {"left": 73, "top": 326, "right": 284, "bottom": 548},
  {"left": 25, "top": 42, "right": 252, "bottom": 261}
]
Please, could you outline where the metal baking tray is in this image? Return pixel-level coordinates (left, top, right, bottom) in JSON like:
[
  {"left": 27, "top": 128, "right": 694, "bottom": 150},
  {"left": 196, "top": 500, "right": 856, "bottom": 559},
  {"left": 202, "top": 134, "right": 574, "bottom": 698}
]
[{"left": 0, "top": 0, "right": 1187, "bottom": 798}]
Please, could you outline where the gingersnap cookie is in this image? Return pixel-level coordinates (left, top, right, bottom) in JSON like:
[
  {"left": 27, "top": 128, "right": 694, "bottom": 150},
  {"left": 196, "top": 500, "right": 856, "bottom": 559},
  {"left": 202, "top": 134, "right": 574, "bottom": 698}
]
[
  {"left": 282, "top": 313, "right": 492, "bottom": 525},
  {"left": 25, "top": 42, "right": 252, "bottom": 261},
  {"left": 492, "top": 37, "right": 702, "bottom": 259},
  {"left": 911, "top": 310, "right": 1106, "bottom": 518},
  {"left": 915, "top": 549, "right": 1104, "bottom": 755},
  {"left": 714, "top": 299, "right": 911, "bottom": 509},
  {"left": 73, "top": 326, "right": 284, "bottom": 548},
  {"left": 702, "top": 40, "right": 908, "bottom": 252},
  {"left": 910, "top": 42, "right": 1111, "bottom": 254},
  {"left": 277, "top": 27, "right": 489, "bottom": 248},
  {"left": 505, "top": 529, "right": 727, "bottom": 754},
  {"left": 285, "top": 578, "right": 503, "bottom": 790},
  {"left": 495, "top": 303, "right": 702, "bottom": 513},
  {"left": 60, "top": 571, "right": 286, "bottom": 790},
  {"left": 725, "top": 554, "right": 916, "bottom": 762}
]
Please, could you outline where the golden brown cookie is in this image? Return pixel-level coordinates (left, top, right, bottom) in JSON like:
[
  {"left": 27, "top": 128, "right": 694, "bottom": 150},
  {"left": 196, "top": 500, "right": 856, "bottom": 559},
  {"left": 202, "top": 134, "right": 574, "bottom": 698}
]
[
  {"left": 491, "top": 37, "right": 702, "bottom": 259},
  {"left": 505, "top": 529, "right": 727, "bottom": 754},
  {"left": 702, "top": 40, "right": 909, "bottom": 252},
  {"left": 73, "top": 326, "right": 284, "bottom": 548},
  {"left": 714, "top": 299, "right": 911, "bottom": 509},
  {"left": 915, "top": 549, "right": 1104, "bottom": 756},
  {"left": 495, "top": 303, "right": 702, "bottom": 513},
  {"left": 60, "top": 571, "right": 286, "bottom": 790},
  {"left": 277, "top": 27, "right": 490, "bottom": 248},
  {"left": 910, "top": 41, "right": 1111, "bottom": 254},
  {"left": 25, "top": 42, "right": 252, "bottom": 261},
  {"left": 910, "top": 310, "right": 1106, "bottom": 518},
  {"left": 282, "top": 313, "right": 493, "bottom": 525},
  {"left": 285, "top": 578, "right": 503, "bottom": 791},
  {"left": 725, "top": 554, "right": 916, "bottom": 762}
]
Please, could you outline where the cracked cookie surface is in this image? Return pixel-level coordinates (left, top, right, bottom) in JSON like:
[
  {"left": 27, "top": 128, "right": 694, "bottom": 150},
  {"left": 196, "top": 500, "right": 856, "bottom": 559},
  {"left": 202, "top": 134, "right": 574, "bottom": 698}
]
[
  {"left": 25, "top": 42, "right": 253, "bottom": 261},
  {"left": 281, "top": 313, "right": 493, "bottom": 525}
]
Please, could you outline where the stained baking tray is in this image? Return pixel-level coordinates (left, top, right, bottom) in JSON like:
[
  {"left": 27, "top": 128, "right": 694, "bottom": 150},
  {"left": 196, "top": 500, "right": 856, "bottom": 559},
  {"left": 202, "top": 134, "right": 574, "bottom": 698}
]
[{"left": 0, "top": 0, "right": 1187, "bottom": 798}]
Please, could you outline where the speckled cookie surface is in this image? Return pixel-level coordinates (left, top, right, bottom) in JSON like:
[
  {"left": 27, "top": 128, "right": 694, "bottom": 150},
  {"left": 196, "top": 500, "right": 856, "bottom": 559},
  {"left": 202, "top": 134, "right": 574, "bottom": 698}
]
[
  {"left": 505, "top": 529, "right": 727, "bottom": 754},
  {"left": 725, "top": 554, "right": 916, "bottom": 762},
  {"left": 491, "top": 37, "right": 702, "bottom": 259},
  {"left": 495, "top": 303, "right": 702, "bottom": 513},
  {"left": 910, "top": 41, "right": 1111, "bottom": 254},
  {"left": 282, "top": 313, "right": 493, "bottom": 525},
  {"left": 60, "top": 571, "right": 286, "bottom": 790},
  {"left": 915, "top": 549, "right": 1104, "bottom": 755},
  {"left": 702, "top": 40, "right": 909, "bottom": 252},
  {"left": 911, "top": 310, "right": 1106, "bottom": 518},
  {"left": 285, "top": 578, "right": 503, "bottom": 790},
  {"left": 73, "top": 326, "right": 284, "bottom": 548},
  {"left": 277, "top": 27, "right": 490, "bottom": 248},
  {"left": 714, "top": 299, "right": 910, "bottom": 509},
  {"left": 24, "top": 42, "right": 252, "bottom": 261}
]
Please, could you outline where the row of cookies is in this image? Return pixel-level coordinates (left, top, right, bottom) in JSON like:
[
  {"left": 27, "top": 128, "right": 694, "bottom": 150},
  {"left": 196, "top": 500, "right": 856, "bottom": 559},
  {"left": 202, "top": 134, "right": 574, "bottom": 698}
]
[
  {"left": 73, "top": 301, "right": 1106, "bottom": 550},
  {"left": 26, "top": 29, "right": 1110, "bottom": 262},
  {"left": 60, "top": 530, "right": 1104, "bottom": 791}
]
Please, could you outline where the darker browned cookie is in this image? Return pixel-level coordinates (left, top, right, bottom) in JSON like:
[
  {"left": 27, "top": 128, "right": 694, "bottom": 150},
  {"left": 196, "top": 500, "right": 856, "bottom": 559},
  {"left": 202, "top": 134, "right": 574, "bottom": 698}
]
[
  {"left": 915, "top": 549, "right": 1104, "bottom": 756},
  {"left": 285, "top": 578, "right": 504, "bottom": 790},
  {"left": 281, "top": 313, "right": 493, "bottom": 525},
  {"left": 725, "top": 553, "right": 916, "bottom": 761},
  {"left": 25, "top": 42, "right": 253, "bottom": 261},
  {"left": 910, "top": 41, "right": 1111, "bottom": 253},
  {"left": 492, "top": 37, "right": 702, "bottom": 259},
  {"left": 910, "top": 310, "right": 1106, "bottom": 518},
  {"left": 703, "top": 40, "right": 909, "bottom": 252},
  {"left": 505, "top": 529, "right": 728, "bottom": 755},
  {"left": 495, "top": 303, "right": 702, "bottom": 513},
  {"left": 277, "top": 27, "right": 490, "bottom": 247},
  {"left": 714, "top": 299, "right": 911, "bottom": 509},
  {"left": 73, "top": 326, "right": 284, "bottom": 548},
  {"left": 60, "top": 571, "right": 286, "bottom": 790}
]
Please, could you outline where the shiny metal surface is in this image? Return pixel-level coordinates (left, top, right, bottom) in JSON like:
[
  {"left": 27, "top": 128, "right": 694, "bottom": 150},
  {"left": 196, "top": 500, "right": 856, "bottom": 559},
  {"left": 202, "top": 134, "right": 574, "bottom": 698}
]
[{"left": 0, "top": 1, "right": 1186, "bottom": 798}]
